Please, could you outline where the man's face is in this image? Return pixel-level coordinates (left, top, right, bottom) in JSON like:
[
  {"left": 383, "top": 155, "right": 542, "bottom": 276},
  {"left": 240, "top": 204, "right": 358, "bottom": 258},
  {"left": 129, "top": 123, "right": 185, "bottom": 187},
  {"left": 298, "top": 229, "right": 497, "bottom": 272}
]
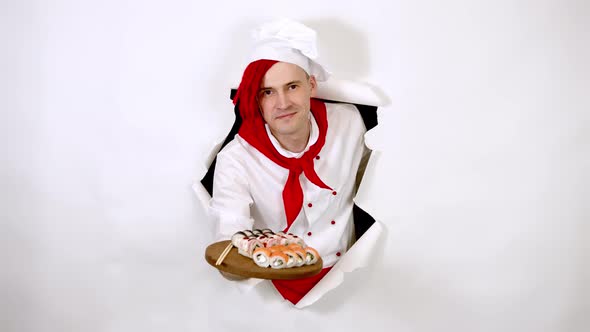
[{"left": 258, "top": 62, "right": 317, "bottom": 139}]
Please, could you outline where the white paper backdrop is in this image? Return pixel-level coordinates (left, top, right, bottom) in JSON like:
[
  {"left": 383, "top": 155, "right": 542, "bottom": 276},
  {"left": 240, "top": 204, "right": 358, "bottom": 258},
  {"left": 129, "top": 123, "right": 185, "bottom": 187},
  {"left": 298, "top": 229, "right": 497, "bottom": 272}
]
[{"left": 1, "top": 0, "right": 588, "bottom": 331}]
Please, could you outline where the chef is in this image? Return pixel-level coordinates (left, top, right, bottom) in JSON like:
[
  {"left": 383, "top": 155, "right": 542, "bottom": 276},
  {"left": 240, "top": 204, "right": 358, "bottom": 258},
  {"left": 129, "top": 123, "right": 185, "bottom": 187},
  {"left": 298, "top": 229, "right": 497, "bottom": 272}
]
[{"left": 209, "top": 19, "right": 371, "bottom": 305}]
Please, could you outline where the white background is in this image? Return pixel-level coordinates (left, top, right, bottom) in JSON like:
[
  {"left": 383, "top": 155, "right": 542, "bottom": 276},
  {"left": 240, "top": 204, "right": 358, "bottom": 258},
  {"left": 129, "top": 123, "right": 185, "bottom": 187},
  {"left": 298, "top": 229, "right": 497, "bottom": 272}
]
[{"left": 1, "top": 0, "right": 588, "bottom": 331}]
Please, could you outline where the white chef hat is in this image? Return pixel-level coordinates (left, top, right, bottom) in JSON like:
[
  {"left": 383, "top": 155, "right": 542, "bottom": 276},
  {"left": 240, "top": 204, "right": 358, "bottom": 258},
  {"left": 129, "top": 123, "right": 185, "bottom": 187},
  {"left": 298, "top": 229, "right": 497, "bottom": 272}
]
[{"left": 247, "top": 18, "right": 331, "bottom": 82}]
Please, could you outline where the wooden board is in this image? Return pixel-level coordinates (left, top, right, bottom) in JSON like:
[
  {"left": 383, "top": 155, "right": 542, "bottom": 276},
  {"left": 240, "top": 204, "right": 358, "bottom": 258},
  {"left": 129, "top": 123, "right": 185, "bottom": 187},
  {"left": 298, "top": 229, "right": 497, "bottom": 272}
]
[{"left": 205, "top": 240, "right": 323, "bottom": 280}]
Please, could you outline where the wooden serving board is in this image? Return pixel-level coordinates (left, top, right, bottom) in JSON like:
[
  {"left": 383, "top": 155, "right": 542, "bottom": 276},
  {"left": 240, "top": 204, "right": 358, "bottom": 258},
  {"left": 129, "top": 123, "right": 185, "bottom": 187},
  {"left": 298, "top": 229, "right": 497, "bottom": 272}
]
[{"left": 205, "top": 240, "right": 323, "bottom": 280}]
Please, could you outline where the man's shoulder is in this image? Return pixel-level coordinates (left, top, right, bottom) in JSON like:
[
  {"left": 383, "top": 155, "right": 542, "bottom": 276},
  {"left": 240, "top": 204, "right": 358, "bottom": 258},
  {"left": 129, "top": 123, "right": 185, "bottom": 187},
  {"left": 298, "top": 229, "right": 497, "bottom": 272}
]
[
  {"left": 216, "top": 134, "right": 257, "bottom": 163},
  {"left": 217, "top": 135, "right": 246, "bottom": 160}
]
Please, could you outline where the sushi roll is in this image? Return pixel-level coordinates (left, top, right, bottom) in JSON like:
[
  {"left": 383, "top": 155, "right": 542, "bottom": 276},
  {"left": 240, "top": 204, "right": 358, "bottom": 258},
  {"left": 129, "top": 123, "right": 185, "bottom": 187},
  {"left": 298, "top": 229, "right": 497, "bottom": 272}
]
[
  {"left": 252, "top": 247, "right": 271, "bottom": 268},
  {"left": 288, "top": 236, "right": 306, "bottom": 248},
  {"left": 266, "top": 236, "right": 282, "bottom": 248},
  {"left": 281, "top": 249, "right": 298, "bottom": 268},
  {"left": 247, "top": 238, "right": 263, "bottom": 257},
  {"left": 236, "top": 237, "right": 250, "bottom": 253},
  {"left": 279, "top": 236, "right": 290, "bottom": 246},
  {"left": 269, "top": 252, "right": 289, "bottom": 269},
  {"left": 304, "top": 247, "right": 320, "bottom": 265},
  {"left": 237, "top": 236, "right": 251, "bottom": 257},
  {"left": 256, "top": 235, "right": 269, "bottom": 247},
  {"left": 231, "top": 231, "right": 247, "bottom": 247},
  {"left": 236, "top": 238, "right": 262, "bottom": 258},
  {"left": 269, "top": 245, "right": 286, "bottom": 253},
  {"left": 291, "top": 247, "right": 306, "bottom": 267},
  {"left": 280, "top": 233, "right": 305, "bottom": 247}
]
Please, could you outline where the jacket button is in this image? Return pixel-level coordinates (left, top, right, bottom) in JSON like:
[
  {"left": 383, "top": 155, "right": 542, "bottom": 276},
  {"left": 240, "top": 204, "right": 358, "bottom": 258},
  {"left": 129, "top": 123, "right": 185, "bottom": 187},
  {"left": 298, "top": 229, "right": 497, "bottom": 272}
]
[
  {"left": 307, "top": 232, "right": 312, "bottom": 236},
  {"left": 308, "top": 203, "right": 313, "bottom": 208},
  {"left": 336, "top": 252, "right": 341, "bottom": 257},
  {"left": 331, "top": 220, "right": 336, "bottom": 225},
  {"left": 332, "top": 191, "right": 337, "bottom": 196},
  {"left": 315, "top": 155, "right": 320, "bottom": 160}
]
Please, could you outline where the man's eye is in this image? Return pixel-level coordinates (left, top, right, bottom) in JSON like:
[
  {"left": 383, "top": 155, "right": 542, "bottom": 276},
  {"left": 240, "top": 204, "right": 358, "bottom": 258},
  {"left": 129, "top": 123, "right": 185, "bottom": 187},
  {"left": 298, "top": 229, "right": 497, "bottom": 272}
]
[
  {"left": 262, "top": 90, "right": 273, "bottom": 96},
  {"left": 289, "top": 85, "right": 298, "bottom": 90}
]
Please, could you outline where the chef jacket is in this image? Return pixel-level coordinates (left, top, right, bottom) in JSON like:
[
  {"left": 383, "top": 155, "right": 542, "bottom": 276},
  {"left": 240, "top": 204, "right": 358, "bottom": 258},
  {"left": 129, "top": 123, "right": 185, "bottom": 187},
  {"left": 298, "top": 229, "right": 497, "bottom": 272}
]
[{"left": 209, "top": 102, "right": 369, "bottom": 268}]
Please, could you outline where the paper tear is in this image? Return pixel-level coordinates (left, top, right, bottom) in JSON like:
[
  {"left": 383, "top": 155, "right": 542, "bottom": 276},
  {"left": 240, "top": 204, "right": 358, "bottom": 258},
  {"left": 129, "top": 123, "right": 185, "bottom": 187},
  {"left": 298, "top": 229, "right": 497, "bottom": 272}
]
[
  {"left": 315, "top": 78, "right": 390, "bottom": 107},
  {"left": 295, "top": 221, "right": 383, "bottom": 308}
]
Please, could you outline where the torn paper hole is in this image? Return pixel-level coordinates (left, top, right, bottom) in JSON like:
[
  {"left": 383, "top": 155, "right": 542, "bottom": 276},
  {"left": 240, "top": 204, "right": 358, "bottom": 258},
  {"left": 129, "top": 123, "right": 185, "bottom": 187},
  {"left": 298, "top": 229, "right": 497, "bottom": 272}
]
[{"left": 192, "top": 79, "right": 388, "bottom": 308}]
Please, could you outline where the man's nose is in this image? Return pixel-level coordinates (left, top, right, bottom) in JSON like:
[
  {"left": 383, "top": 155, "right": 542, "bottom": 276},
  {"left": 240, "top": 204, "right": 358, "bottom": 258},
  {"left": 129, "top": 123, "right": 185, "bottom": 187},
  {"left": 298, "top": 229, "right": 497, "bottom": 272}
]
[{"left": 276, "top": 91, "right": 290, "bottom": 109}]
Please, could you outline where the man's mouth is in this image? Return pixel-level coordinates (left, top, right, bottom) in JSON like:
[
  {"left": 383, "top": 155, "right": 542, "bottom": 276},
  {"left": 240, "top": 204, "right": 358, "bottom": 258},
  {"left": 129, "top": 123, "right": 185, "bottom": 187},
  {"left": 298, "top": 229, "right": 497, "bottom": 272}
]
[{"left": 275, "top": 112, "right": 296, "bottom": 120}]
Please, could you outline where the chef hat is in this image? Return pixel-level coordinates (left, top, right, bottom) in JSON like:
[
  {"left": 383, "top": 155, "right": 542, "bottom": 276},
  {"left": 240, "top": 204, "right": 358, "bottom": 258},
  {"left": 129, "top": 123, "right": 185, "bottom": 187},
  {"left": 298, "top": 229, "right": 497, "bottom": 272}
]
[{"left": 247, "top": 18, "right": 330, "bottom": 82}]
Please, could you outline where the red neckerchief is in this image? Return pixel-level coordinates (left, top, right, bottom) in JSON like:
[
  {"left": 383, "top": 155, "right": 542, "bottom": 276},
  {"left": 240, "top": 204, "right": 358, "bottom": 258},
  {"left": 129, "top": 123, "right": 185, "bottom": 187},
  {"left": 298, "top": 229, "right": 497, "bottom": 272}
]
[
  {"left": 272, "top": 267, "right": 332, "bottom": 305},
  {"left": 233, "top": 60, "right": 332, "bottom": 230}
]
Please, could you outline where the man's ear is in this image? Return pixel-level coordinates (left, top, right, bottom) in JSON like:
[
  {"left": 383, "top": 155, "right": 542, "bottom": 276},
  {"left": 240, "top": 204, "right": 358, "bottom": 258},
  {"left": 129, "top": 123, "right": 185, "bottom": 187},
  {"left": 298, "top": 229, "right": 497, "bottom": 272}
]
[{"left": 309, "top": 75, "right": 318, "bottom": 97}]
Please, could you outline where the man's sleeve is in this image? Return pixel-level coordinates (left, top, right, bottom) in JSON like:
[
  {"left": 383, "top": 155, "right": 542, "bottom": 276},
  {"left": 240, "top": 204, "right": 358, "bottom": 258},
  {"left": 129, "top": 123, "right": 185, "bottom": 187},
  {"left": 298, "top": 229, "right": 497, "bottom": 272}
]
[{"left": 209, "top": 149, "right": 255, "bottom": 241}]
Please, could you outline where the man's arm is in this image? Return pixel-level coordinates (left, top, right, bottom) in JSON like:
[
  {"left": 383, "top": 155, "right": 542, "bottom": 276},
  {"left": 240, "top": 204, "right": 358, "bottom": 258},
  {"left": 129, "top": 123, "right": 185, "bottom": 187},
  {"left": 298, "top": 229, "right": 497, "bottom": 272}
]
[
  {"left": 209, "top": 147, "right": 257, "bottom": 281},
  {"left": 209, "top": 147, "right": 255, "bottom": 240}
]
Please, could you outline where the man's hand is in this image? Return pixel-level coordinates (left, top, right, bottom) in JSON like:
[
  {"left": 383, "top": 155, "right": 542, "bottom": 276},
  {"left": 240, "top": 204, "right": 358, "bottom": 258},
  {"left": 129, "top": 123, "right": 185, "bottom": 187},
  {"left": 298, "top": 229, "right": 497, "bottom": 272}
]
[{"left": 219, "top": 270, "right": 249, "bottom": 281}]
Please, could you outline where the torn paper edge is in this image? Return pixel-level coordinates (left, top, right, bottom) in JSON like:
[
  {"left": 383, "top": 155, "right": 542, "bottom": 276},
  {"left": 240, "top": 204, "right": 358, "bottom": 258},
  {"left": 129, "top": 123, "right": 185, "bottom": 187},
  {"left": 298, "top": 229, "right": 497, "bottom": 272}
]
[
  {"left": 315, "top": 78, "right": 390, "bottom": 107},
  {"left": 294, "top": 141, "right": 384, "bottom": 308},
  {"left": 295, "top": 220, "right": 383, "bottom": 308}
]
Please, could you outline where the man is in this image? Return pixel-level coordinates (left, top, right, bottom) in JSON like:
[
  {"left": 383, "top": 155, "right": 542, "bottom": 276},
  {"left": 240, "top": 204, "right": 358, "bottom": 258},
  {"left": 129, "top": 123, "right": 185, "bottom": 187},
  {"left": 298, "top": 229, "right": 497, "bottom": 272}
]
[{"left": 209, "top": 19, "right": 370, "bottom": 305}]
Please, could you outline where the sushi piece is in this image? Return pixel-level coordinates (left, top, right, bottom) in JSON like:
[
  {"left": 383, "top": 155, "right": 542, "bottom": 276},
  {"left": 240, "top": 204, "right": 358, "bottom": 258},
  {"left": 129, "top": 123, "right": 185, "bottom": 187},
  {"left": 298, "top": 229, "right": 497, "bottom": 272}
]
[
  {"left": 256, "top": 235, "right": 269, "bottom": 247},
  {"left": 237, "top": 238, "right": 263, "bottom": 258},
  {"left": 269, "top": 252, "right": 289, "bottom": 269},
  {"left": 231, "top": 231, "right": 247, "bottom": 247},
  {"left": 279, "top": 236, "right": 290, "bottom": 246},
  {"left": 252, "top": 247, "right": 271, "bottom": 268},
  {"left": 269, "top": 245, "right": 287, "bottom": 253},
  {"left": 242, "top": 230, "right": 254, "bottom": 238},
  {"left": 247, "top": 238, "right": 263, "bottom": 257},
  {"left": 236, "top": 237, "right": 250, "bottom": 253},
  {"left": 266, "top": 235, "right": 283, "bottom": 248},
  {"left": 261, "top": 228, "right": 274, "bottom": 235},
  {"left": 291, "top": 247, "right": 306, "bottom": 267},
  {"left": 288, "top": 236, "right": 306, "bottom": 248},
  {"left": 281, "top": 249, "right": 298, "bottom": 268},
  {"left": 304, "top": 247, "right": 320, "bottom": 265}
]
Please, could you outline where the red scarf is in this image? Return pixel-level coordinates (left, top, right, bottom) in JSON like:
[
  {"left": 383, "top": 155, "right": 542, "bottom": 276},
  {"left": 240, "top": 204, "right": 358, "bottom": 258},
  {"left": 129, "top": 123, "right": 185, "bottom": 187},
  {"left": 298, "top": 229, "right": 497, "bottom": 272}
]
[
  {"left": 233, "top": 60, "right": 333, "bottom": 230},
  {"left": 272, "top": 267, "right": 332, "bottom": 305}
]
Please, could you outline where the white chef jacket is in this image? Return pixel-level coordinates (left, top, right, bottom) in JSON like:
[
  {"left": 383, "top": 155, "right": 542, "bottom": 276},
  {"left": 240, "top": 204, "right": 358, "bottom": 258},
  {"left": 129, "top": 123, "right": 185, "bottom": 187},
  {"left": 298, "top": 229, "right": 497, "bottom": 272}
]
[{"left": 209, "top": 102, "right": 369, "bottom": 268}]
